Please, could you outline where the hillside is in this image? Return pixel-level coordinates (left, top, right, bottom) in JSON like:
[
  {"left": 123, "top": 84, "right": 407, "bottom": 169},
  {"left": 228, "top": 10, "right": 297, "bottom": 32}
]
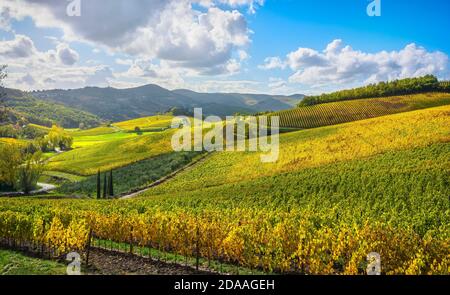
[
  {"left": 31, "top": 85, "right": 303, "bottom": 121},
  {"left": 300, "top": 75, "right": 450, "bottom": 106},
  {"left": 2, "top": 88, "right": 102, "bottom": 128},
  {"left": 1, "top": 106, "right": 448, "bottom": 274},
  {"left": 145, "top": 105, "right": 450, "bottom": 195},
  {"left": 273, "top": 92, "right": 450, "bottom": 129}
]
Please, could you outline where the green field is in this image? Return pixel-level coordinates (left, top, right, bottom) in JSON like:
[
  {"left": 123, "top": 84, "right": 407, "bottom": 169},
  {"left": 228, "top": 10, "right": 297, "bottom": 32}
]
[
  {"left": 47, "top": 129, "right": 177, "bottom": 175},
  {"left": 113, "top": 115, "right": 174, "bottom": 131},
  {"left": 273, "top": 92, "right": 450, "bottom": 129},
  {"left": 0, "top": 249, "right": 67, "bottom": 275}
]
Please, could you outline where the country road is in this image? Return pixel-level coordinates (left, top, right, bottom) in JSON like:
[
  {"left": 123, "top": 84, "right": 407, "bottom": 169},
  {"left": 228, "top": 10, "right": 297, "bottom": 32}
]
[
  {"left": 33, "top": 182, "right": 57, "bottom": 194},
  {"left": 0, "top": 182, "right": 56, "bottom": 197}
]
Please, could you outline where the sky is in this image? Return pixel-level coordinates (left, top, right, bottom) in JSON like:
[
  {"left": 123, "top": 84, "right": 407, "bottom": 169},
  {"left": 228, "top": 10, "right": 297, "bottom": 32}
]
[{"left": 0, "top": 0, "right": 449, "bottom": 95}]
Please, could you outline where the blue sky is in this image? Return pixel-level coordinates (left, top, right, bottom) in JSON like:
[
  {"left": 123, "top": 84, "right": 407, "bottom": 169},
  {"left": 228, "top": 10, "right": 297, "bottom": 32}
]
[{"left": 0, "top": 0, "right": 449, "bottom": 94}]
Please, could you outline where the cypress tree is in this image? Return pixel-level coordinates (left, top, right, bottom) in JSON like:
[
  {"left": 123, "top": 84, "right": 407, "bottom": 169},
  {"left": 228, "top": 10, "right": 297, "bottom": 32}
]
[
  {"left": 103, "top": 173, "right": 107, "bottom": 199},
  {"left": 96, "top": 170, "right": 101, "bottom": 199},
  {"left": 109, "top": 170, "right": 114, "bottom": 197}
]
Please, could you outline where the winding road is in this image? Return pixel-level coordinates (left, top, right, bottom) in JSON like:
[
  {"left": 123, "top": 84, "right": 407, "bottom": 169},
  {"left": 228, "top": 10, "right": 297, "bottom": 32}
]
[{"left": 0, "top": 182, "right": 56, "bottom": 197}]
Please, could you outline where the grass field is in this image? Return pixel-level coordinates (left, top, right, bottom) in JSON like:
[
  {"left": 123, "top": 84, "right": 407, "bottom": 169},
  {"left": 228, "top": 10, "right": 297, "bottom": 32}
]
[
  {"left": 47, "top": 128, "right": 177, "bottom": 175},
  {"left": 70, "top": 126, "right": 118, "bottom": 137},
  {"left": 112, "top": 115, "right": 174, "bottom": 131},
  {"left": 0, "top": 249, "right": 67, "bottom": 275},
  {"left": 272, "top": 92, "right": 450, "bottom": 129},
  {"left": 71, "top": 132, "right": 141, "bottom": 148}
]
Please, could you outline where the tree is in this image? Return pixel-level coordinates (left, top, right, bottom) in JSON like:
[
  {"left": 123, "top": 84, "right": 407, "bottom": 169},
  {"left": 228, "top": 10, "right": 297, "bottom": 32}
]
[
  {"left": 108, "top": 170, "right": 114, "bottom": 197},
  {"left": 0, "top": 143, "right": 22, "bottom": 190},
  {"left": 96, "top": 170, "right": 101, "bottom": 199},
  {"left": 0, "top": 65, "right": 7, "bottom": 124},
  {"left": 18, "top": 152, "right": 44, "bottom": 194},
  {"left": 46, "top": 125, "right": 73, "bottom": 151},
  {"left": 134, "top": 126, "right": 142, "bottom": 135},
  {"left": 298, "top": 75, "right": 442, "bottom": 107},
  {"left": 103, "top": 173, "right": 107, "bottom": 199}
]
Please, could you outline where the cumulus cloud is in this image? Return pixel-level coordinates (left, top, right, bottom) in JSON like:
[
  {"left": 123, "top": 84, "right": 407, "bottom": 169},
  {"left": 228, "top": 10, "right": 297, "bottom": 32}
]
[
  {"left": 218, "top": 0, "right": 265, "bottom": 14},
  {"left": 259, "top": 57, "right": 285, "bottom": 70},
  {"left": 0, "top": 6, "right": 12, "bottom": 31},
  {"left": 1, "top": 0, "right": 253, "bottom": 76},
  {"left": 85, "top": 66, "right": 114, "bottom": 87},
  {"left": 56, "top": 43, "right": 79, "bottom": 65},
  {"left": 0, "top": 34, "right": 36, "bottom": 58},
  {"left": 0, "top": 33, "right": 113, "bottom": 90},
  {"left": 261, "top": 39, "right": 449, "bottom": 88}
]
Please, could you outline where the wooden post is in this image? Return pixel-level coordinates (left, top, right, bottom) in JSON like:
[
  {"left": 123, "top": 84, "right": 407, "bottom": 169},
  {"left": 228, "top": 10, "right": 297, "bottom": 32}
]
[
  {"left": 195, "top": 226, "right": 200, "bottom": 271},
  {"left": 86, "top": 229, "right": 93, "bottom": 267},
  {"left": 129, "top": 226, "right": 133, "bottom": 255}
]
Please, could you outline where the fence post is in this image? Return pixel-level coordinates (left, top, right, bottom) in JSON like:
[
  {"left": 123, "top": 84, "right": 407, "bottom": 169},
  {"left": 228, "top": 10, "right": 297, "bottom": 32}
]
[
  {"left": 86, "top": 229, "right": 93, "bottom": 267},
  {"left": 196, "top": 225, "right": 200, "bottom": 271},
  {"left": 129, "top": 226, "right": 134, "bottom": 255}
]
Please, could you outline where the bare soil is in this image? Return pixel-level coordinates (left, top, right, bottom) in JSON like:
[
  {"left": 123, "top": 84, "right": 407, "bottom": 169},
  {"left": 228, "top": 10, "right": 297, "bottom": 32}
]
[{"left": 86, "top": 248, "right": 213, "bottom": 275}]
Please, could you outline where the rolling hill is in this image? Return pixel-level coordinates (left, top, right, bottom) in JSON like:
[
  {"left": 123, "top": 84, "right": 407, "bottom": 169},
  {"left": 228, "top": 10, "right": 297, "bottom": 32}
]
[
  {"left": 31, "top": 84, "right": 303, "bottom": 121},
  {"left": 273, "top": 92, "right": 450, "bottom": 129},
  {"left": 1, "top": 105, "right": 448, "bottom": 274},
  {"left": 2, "top": 88, "right": 102, "bottom": 128}
]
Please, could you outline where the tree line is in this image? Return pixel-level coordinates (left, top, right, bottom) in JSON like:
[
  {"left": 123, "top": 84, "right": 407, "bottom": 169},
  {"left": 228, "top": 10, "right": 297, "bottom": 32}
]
[
  {"left": 299, "top": 75, "right": 450, "bottom": 106},
  {"left": 97, "top": 170, "right": 114, "bottom": 199}
]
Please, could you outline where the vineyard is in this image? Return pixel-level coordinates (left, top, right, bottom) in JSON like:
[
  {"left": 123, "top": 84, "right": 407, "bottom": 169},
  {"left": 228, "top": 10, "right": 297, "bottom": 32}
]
[
  {"left": 272, "top": 92, "right": 450, "bottom": 129},
  {"left": 0, "top": 141, "right": 449, "bottom": 274},
  {"left": 150, "top": 105, "right": 450, "bottom": 194},
  {"left": 0, "top": 100, "right": 449, "bottom": 275}
]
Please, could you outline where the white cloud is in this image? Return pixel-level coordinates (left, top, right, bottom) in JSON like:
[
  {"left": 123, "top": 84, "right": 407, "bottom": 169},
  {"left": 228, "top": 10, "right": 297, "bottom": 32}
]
[
  {"left": 56, "top": 43, "right": 79, "bottom": 65},
  {"left": 115, "top": 58, "right": 134, "bottom": 66},
  {"left": 262, "top": 40, "right": 449, "bottom": 89},
  {"left": 1, "top": 0, "right": 254, "bottom": 76},
  {"left": 0, "top": 34, "right": 112, "bottom": 90},
  {"left": 191, "top": 79, "right": 261, "bottom": 93},
  {"left": 268, "top": 77, "right": 287, "bottom": 89},
  {"left": 85, "top": 66, "right": 114, "bottom": 87},
  {"left": 259, "top": 57, "right": 285, "bottom": 70},
  {"left": 0, "top": 34, "right": 36, "bottom": 58},
  {"left": 219, "top": 0, "right": 265, "bottom": 14},
  {"left": 0, "top": 6, "right": 12, "bottom": 31}
]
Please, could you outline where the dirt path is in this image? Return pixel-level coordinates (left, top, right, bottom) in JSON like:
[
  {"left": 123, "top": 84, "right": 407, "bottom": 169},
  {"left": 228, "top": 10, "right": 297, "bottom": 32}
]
[
  {"left": 119, "top": 152, "right": 213, "bottom": 199},
  {"left": 0, "top": 182, "right": 56, "bottom": 197},
  {"left": 87, "top": 248, "right": 213, "bottom": 275}
]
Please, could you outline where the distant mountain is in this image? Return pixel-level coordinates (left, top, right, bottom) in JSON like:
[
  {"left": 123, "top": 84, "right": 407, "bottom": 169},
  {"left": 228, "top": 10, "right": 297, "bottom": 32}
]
[
  {"left": 32, "top": 84, "right": 303, "bottom": 122},
  {"left": 2, "top": 88, "right": 102, "bottom": 128}
]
